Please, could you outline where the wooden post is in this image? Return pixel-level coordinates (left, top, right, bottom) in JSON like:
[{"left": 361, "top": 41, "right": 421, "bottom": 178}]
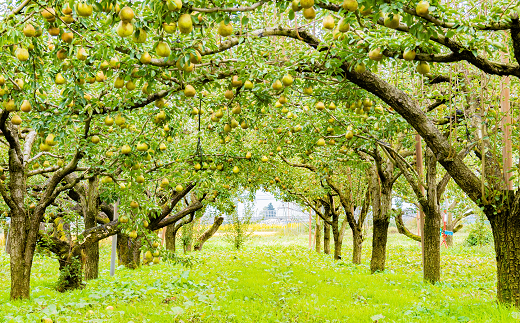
[
  {"left": 415, "top": 134, "right": 425, "bottom": 264},
  {"left": 500, "top": 43, "right": 513, "bottom": 190},
  {"left": 308, "top": 210, "right": 312, "bottom": 249}
]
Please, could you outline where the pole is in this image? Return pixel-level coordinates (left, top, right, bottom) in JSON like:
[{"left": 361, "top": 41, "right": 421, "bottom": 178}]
[
  {"left": 415, "top": 134, "right": 425, "bottom": 265},
  {"left": 110, "top": 199, "right": 120, "bottom": 277},
  {"left": 308, "top": 210, "right": 312, "bottom": 249}
]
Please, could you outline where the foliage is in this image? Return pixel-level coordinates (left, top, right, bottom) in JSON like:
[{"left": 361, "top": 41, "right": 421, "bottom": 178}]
[
  {"left": 223, "top": 202, "right": 254, "bottom": 250},
  {"left": 161, "top": 249, "right": 199, "bottom": 268},
  {"left": 465, "top": 217, "right": 493, "bottom": 247},
  {"left": 1, "top": 234, "right": 518, "bottom": 322}
]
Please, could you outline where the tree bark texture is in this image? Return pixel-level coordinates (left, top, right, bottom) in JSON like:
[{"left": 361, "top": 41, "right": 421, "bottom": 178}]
[
  {"left": 83, "top": 177, "right": 100, "bottom": 281},
  {"left": 315, "top": 214, "right": 322, "bottom": 253},
  {"left": 194, "top": 216, "right": 224, "bottom": 251}
]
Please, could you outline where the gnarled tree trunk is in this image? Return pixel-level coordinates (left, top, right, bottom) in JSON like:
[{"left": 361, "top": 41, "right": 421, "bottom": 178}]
[
  {"left": 323, "top": 221, "right": 330, "bottom": 255},
  {"left": 83, "top": 177, "right": 100, "bottom": 280},
  {"left": 194, "top": 216, "right": 224, "bottom": 251}
]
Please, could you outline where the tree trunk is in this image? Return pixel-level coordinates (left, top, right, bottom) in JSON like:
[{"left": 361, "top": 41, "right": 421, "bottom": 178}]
[
  {"left": 423, "top": 208, "right": 441, "bottom": 283},
  {"left": 315, "top": 214, "right": 321, "bottom": 253},
  {"left": 423, "top": 148, "right": 441, "bottom": 284},
  {"left": 83, "top": 177, "right": 100, "bottom": 280},
  {"left": 352, "top": 227, "right": 363, "bottom": 264},
  {"left": 488, "top": 197, "right": 520, "bottom": 306},
  {"left": 194, "top": 216, "right": 224, "bottom": 251},
  {"left": 446, "top": 211, "right": 453, "bottom": 247},
  {"left": 323, "top": 221, "right": 330, "bottom": 255},
  {"left": 117, "top": 233, "right": 140, "bottom": 269},
  {"left": 333, "top": 231, "right": 342, "bottom": 260},
  {"left": 370, "top": 190, "right": 392, "bottom": 273},
  {"left": 9, "top": 209, "right": 38, "bottom": 300},
  {"left": 183, "top": 221, "right": 194, "bottom": 253},
  {"left": 165, "top": 223, "right": 176, "bottom": 252},
  {"left": 57, "top": 254, "right": 84, "bottom": 292}
]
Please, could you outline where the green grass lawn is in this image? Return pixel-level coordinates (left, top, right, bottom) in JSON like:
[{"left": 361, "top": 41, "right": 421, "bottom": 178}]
[{"left": 0, "top": 232, "right": 517, "bottom": 322}]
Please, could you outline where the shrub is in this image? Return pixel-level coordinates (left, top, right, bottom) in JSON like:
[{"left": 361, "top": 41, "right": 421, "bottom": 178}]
[{"left": 465, "top": 217, "right": 493, "bottom": 247}]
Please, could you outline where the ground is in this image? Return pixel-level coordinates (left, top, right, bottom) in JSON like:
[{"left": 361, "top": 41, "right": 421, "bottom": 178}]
[{"left": 0, "top": 232, "right": 517, "bottom": 322}]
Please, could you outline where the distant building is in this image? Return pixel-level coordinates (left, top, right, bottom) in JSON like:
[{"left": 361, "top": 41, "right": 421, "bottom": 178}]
[{"left": 260, "top": 203, "right": 276, "bottom": 218}]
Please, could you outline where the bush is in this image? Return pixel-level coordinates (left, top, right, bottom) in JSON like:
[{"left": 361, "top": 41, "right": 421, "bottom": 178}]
[
  {"left": 224, "top": 202, "right": 254, "bottom": 250},
  {"left": 465, "top": 219, "right": 493, "bottom": 247}
]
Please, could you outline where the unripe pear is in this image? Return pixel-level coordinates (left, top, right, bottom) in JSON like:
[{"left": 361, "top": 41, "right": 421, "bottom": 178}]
[
  {"left": 384, "top": 13, "right": 401, "bottom": 29},
  {"left": 20, "top": 100, "right": 31, "bottom": 112},
  {"left": 303, "top": 7, "right": 316, "bottom": 20},
  {"left": 132, "top": 28, "right": 147, "bottom": 43},
  {"left": 23, "top": 24, "right": 36, "bottom": 37},
  {"left": 140, "top": 52, "right": 152, "bottom": 64},
  {"left": 76, "top": 2, "right": 93, "bottom": 17},
  {"left": 368, "top": 48, "right": 383, "bottom": 61},
  {"left": 15, "top": 48, "right": 29, "bottom": 61},
  {"left": 61, "top": 32, "right": 73, "bottom": 43},
  {"left": 77, "top": 47, "right": 88, "bottom": 60},
  {"left": 114, "top": 76, "right": 124, "bottom": 88},
  {"left": 403, "top": 49, "right": 416, "bottom": 61},
  {"left": 184, "top": 85, "right": 196, "bottom": 97},
  {"left": 323, "top": 15, "right": 335, "bottom": 30},
  {"left": 117, "top": 21, "right": 134, "bottom": 37},
  {"left": 156, "top": 41, "right": 171, "bottom": 58},
  {"left": 167, "top": 0, "right": 182, "bottom": 11},
  {"left": 342, "top": 0, "right": 358, "bottom": 12},
  {"left": 300, "top": 0, "right": 314, "bottom": 9},
  {"left": 416, "top": 1, "right": 429, "bottom": 17},
  {"left": 178, "top": 14, "right": 193, "bottom": 34},
  {"left": 119, "top": 6, "right": 134, "bottom": 22},
  {"left": 163, "top": 22, "right": 176, "bottom": 33},
  {"left": 416, "top": 61, "right": 430, "bottom": 75},
  {"left": 244, "top": 80, "right": 254, "bottom": 89},
  {"left": 218, "top": 21, "right": 233, "bottom": 37}
]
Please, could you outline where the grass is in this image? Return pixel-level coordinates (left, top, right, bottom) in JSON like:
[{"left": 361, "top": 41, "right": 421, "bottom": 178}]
[{"left": 0, "top": 232, "right": 517, "bottom": 322}]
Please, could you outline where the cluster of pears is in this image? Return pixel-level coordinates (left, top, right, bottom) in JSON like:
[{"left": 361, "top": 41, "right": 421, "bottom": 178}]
[
  {"left": 39, "top": 133, "right": 58, "bottom": 152},
  {"left": 291, "top": 0, "right": 317, "bottom": 20}
]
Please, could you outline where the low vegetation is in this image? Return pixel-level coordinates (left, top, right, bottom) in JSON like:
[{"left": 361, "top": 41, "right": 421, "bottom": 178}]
[{"left": 1, "top": 233, "right": 516, "bottom": 323}]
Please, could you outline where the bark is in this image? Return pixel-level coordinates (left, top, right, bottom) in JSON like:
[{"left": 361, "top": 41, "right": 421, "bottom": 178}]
[
  {"left": 488, "top": 195, "right": 520, "bottom": 307},
  {"left": 352, "top": 228, "right": 363, "bottom": 264},
  {"left": 194, "top": 216, "right": 224, "bottom": 251},
  {"left": 165, "top": 224, "right": 176, "bottom": 252},
  {"left": 117, "top": 233, "right": 140, "bottom": 269},
  {"left": 323, "top": 220, "right": 331, "bottom": 255},
  {"left": 395, "top": 209, "right": 422, "bottom": 242},
  {"left": 423, "top": 149, "right": 441, "bottom": 284},
  {"left": 370, "top": 173, "right": 393, "bottom": 273},
  {"left": 315, "top": 214, "right": 322, "bottom": 253},
  {"left": 83, "top": 177, "right": 100, "bottom": 280},
  {"left": 57, "top": 253, "right": 84, "bottom": 292},
  {"left": 446, "top": 206, "right": 454, "bottom": 247}
]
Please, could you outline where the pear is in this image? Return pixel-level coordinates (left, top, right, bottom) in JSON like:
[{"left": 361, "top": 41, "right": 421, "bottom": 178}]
[
  {"left": 359, "top": 5, "right": 372, "bottom": 15},
  {"left": 416, "top": 61, "right": 430, "bottom": 75},
  {"left": 136, "top": 175, "right": 145, "bottom": 183},
  {"left": 61, "top": 14, "right": 74, "bottom": 23},
  {"left": 184, "top": 85, "right": 196, "bottom": 97},
  {"left": 282, "top": 74, "right": 294, "bottom": 87},
  {"left": 175, "top": 184, "right": 183, "bottom": 192},
  {"left": 109, "top": 57, "right": 120, "bottom": 68},
  {"left": 272, "top": 79, "right": 283, "bottom": 91},
  {"left": 315, "top": 102, "right": 325, "bottom": 111},
  {"left": 323, "top": 15, "right": 335, "bottom": 30},
  {"left": 338, "top": 19, "right": 350, "bottom": 32},
  {"left": 261, "top": 156, "right": 269, "bottom": 162},
  {"left": 61, "top": 32, "right": 73, "bottom": 43},
  {"left": 11, "top": 115, "right": 22, "bottom": 125},
  {"left": 316, "top": 138, "right": 326, "bottom": 146},
  {"left": 368, "top": 48, "right": 383, "bottom": 61},
  {"left": 121, "top": 144, "right": 131, "bottom": 154},
  {"left": 137, "top": 142, "right": 148, "bottom": 151},
  {"left": 95, "top": 70, "right": 105, "bottom": 82},
  {"left": 403, "top": 49, "right": 416, "bottom": 61},
  {"left": 225, "top": 90, "right": 234, "bottom": 100},
  {"left": 117, "top": 21, "right": 134, "bottom": 37},
  {"left": 15, "top": 48, "right": 29, "bottom": 61},
  {"left": 342, "top": 0, "right": 358, "bottom": 12},
  {"left": 115, "top": 114, "right": 125, "bottom": 126},
  {"left": 232, "top": 166, "right": 239, "bottom": 174},
  {"left": 20, "top": 100, "right": 31, "bottom": 112},
  {"left": 132, "top": 28, "right": 147, "bottom": 43},
  {"left": 77, "top": 47, "right": 88, "bottom": 60},
  {"left": 48, "top": 26, "right": 60, "bottom": 36},
  {"left": 232, "top": 105, "right": 242, "bottom": 114},
  {"left": 384, "top": 13, "right": 401, "bottom": 29},
  {"left": 303, "top": 7, "right": 316, "bottom": 20},
  {"left": 114, "top": 76, "right": 124, "bottom": 88},
  {"left": 292, "top": 0, "right": 302, "bottom": 12},
  {"left": 0, "top": 75, "right": 4, "bottom": 86},
  {"left": 126, "top": 80, "right": 136, "bottom": 91},
  {"left": 140, "top": 52, "right": 152, "bottom": 64},
  {"left": 218, "top": 21, "right": 233, "bottom": 37},
  {"left": 300, "top": 0, "right": 314, "bottom": 9},
  {"left": 231, "top": 75, "right": 242, "bottom": 87},
  {"left": 91, "top": 135, "right": 100, "bottom": 144},
  {"left": 163, "top": 22, "right": 176, "bottom": 33},
  {"left": 105, "top": 116, "right": 114, "bottom": 126},
  {"left": 156, "top": 41, "right": 171, "bottom": 57},
  {"left": 119, "top": 6, "right": 134, "bottom": 22},
  {"left": 167, "top": 0, "right": 182, "bottom": 11},
  {"left": 23, "top": 24, "right": 36, "bottom": 37},
  {"left": 77, "top": 2, "right": 93, "bottom": 17},
  {"left": 244, "top": 80, "right": 254, "bottom": 90},
  {"left": 62, "top": 3, "right": 72, "bottom": 14},
  {"left": 56, "top": 49, "right": 67, "bottom": 60},
  {"left": 416, "top": 1, "right": 429, "bottom": 16},
  {"left": 45, "top": 134, "right": 56, "bottom": 146},
  {"left": 160, "top": 178, "right": 170, "bottom": 188},
  {"left": 189, "top": 50, "right": 202, "bottom": 64},
  {"left": 345, "top": 130, "right": 354, "bottom": 140},
  {"left": 41, "top": 7, "right": 56, "bottom": 20},
  {"left": 178, "top": 14, "right": 193, "bottom": 34},
  {"left": 55, "top": 73, "right": 66, "bottom": 85},
  {"left": 354, "top": 63, "right": 366, "bottom": 73}
]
